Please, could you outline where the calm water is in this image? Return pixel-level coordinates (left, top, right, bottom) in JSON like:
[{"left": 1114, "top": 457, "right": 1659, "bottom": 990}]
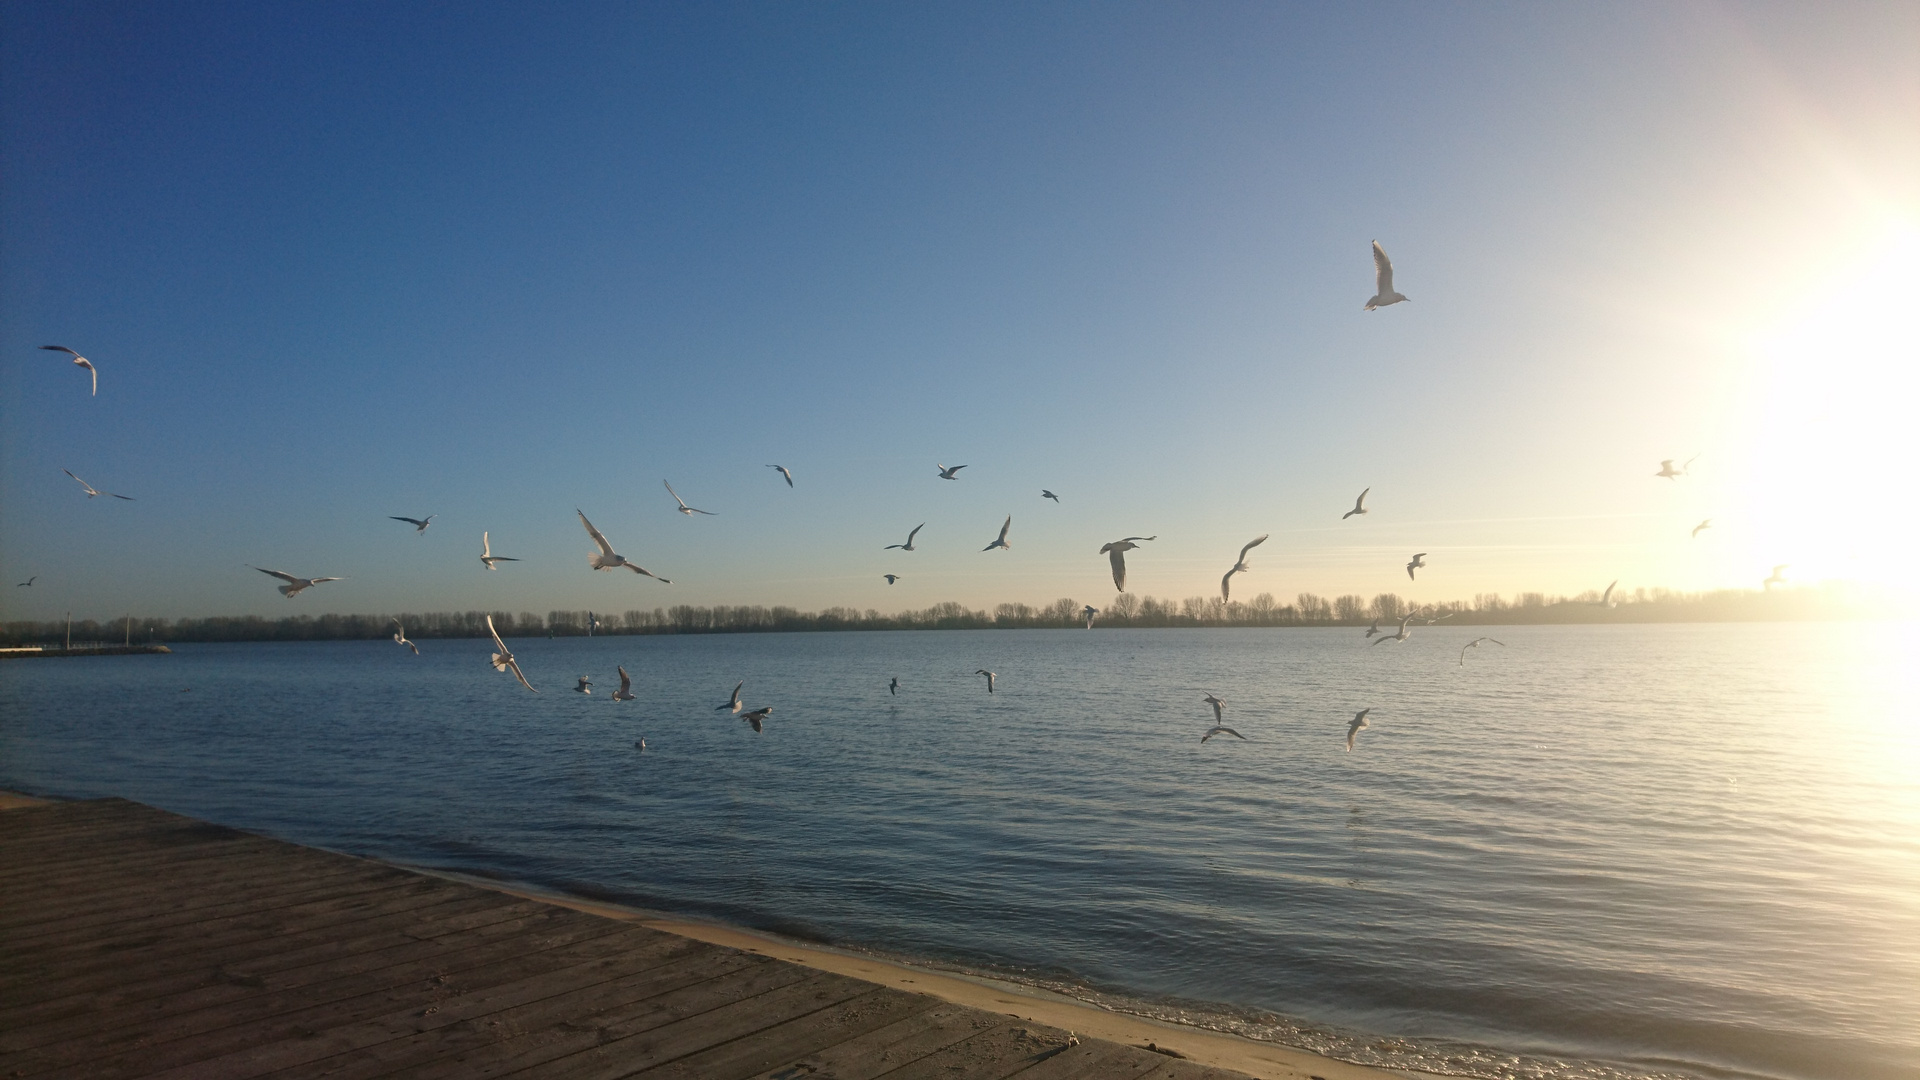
[{"left": 2, "top": 624, "right": 1915, "bottom": 1080}]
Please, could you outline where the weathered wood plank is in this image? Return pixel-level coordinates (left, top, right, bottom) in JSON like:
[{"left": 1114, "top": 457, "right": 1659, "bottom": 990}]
[
  {"left": 731, "top": 1001, "right": 1009, "bottom": 1080},
  {"left": 0, "top": 839, "right": 396, "bottom": 923},
  {"left": 1002, "top": 1037, "right": 1171, "bottom": 1080},
  {"left": 619, "top": 985, "right": 939, "bottom": 1080}
]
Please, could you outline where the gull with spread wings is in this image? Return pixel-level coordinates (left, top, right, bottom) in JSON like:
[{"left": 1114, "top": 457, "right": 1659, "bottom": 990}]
[
  {"left": 884, "top": 523, "right": 924, "bottom": 551},
  {"left": 1221, "top": 534, "right": 1268, "bottom": 601},
  {"left": 390, "top": 515, "right": 434, "bottom": 534},
  {"left": 936, "top": 463, "right": 967, "bottom": 480},
  {"left": 1099, "top": 536, "right": 1156, "bottom": 591},
  {"left": 63, "top": 469, "right": 133, "bottom": 500},
  {"left": 391, "top": 620, "right": 419, "bottom": 655},
  {"left": 982, "top": 516, "right": 1012, "bottom": 552},
  {"left": 1460, "top": 637, "right": 1505, "bottom": 665},
  {"left": 664, "top": 481, "right": 716, "bottom": 516},
  {"left": 767, "top": 464, "right": 794, "bottom": 487},
  {"left": 1343, "top": 488, "right": 1370, "bottom": 519},
  {"left": 485, "top": 614, "right": 537, "bottom": 693},
  {"left": 1346, "top": 709, "right": 1372, "bottom": 751},
  {"left": 1364, "top": 242, "right": 1409, "bottom": 310},
  {"left": 250, "top": 566, "right": 343, "bottom": 598},
  {"left": 716, "top": 681, "right": 744, "bottom": 714},
  {"left": 579, "top": 510, "right": 670, "bottom": 581},
  {"left": 611, "top": 666, "right": 636, "bottom": 702},
  {"left": 480, "top": 532, "right": 519, "bottom": 570},
  {"left": 40, "top": 346, "right": 97, "bottom": 395}
]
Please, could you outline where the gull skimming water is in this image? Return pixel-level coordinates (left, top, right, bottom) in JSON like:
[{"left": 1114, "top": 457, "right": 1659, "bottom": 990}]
[
  {"left": 1460, "top": 637, "right": 1505, "bottom": 665},
  {"left": 976, "top": 669, "right": 997, "bottom": 693},
  {"left": 611, "top": 666, "right": 635, "bottom": 702},
  {"left": 1346, "top": 709, "right": 1372, "bottom": 751}
]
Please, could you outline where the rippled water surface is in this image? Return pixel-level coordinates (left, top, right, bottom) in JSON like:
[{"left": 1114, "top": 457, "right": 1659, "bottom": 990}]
[{"left": 2, "top": 624, "right": 1915, "bottom": 1080}]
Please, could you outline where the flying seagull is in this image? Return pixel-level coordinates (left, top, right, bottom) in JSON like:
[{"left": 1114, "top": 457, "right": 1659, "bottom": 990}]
[
  {"left": 1202, "top": 693, "right": 1227, "bottom": 724},
  {"left": 1371, "top": 612, "right": 1416, "bottom": 645},
  {"left": 982, "top": 515, "right": 1012, "bottom": 552},
  {"left": 611, "top": 666, "right": 636, "bottom": 701},
  {"left": 579, "top": 510, "right": 670, "bottom": 581},
  {"left": 663, "top": 480, "right": 716, "bottom": 516},
  {"left": 741, "top": 706, "right": 772, "bottom": 733},
  {"left": 1364, "top": 620, "right": 1382, "bottom": 638},
  {"left": 767, "top": 464, "right": 794, "bottom": 487},
  {"left": 1099, "top": 536, "right": 1156, "bottom": 591},
  {"left": 1364, "top": 242, "right": 1409, "bottom": 310},
  {"left": 1221, "top": 534, "right": 1268, "bottom": 601},
  {"left": 1460, "top": 637, "right": 1505, "bottom": 665},
  {"left": 1042, "top": 490, "right": 1060, "bottom": 503},
  {"left": 573, "top": 676, "right": 593, "bottom": 695},
  {"left": 16, "top": 577, "right": 35, "bottom": 587},
  {"left": 716, "top": 681, "right": 744, "bottom": 714},
  {"left": 976, "top": 669, "right": 997, "bottom": 693},
  {"left": 1691, "top": 519, "right": 1712, "bottom": 539},
  {"left": 884, "top": 523, "right": 925, "bottom": 551},
  {"left": 936, "top": 463, "right": 967, "bottom": 480},
  {"left": 63, "top": 469, "right": 133, "bottom": 500},
  {"left": 390, "top": 515, "right": 434, "bottom": 534},
  {"left": 485, "top": 613, "right": 537, "bottom": 693},
  {"left": 1346, "top": 709, "right": 1372, "bottom": 752},
  {"left": 1202, "top": 726, "right": 1246, "bottom": 743},
  {"left": 1082, "top": 605, "right": 1098, "bottom": 629},
  {"left": 889, "top": 677, "right": 899, "bottom": 696},
  {"left": 1406, "top": 552, "right": 1428, "bottom": 580},
  {"left": 1764, "top": 565, "right": 1789, "bottom": 590},
  {"left": 480, "top": 531, "right": 519, "bottom": 570},
  {"left": 1654, "top": 456, "right": 1698, "bottom": 480},
  {"left": 391, "top": 620, "right": 419, "bottom": 656},
  {"left": 1343, "top": 488, "right": 1370, "bottom": 519},
  {"left": 1592, "top": 580, "right": 1618, "bottom": 607},
  {"left": 250, "top": 566, "right": 343, "bottom": 598},
  {"left": 884, "top": 574, "right": 900, "bottom": 584},
  {"left": 40, "top": 345, "right": 97, "bottom": 396}
]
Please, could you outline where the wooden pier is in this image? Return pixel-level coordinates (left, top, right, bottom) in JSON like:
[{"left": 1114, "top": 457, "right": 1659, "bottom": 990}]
[{"left": 0, "top": 798, "right": 1256, "bottom": 1080}]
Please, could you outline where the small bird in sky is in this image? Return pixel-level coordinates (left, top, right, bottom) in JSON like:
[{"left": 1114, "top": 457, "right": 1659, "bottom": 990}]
[
  {"left": 63, "top": 469, "right": 133, "bottom": 500},
  {"left": 1042, "top": 490, "right": 1060, "bottom": 503},
  {"left": 1343, "top": 488, "right": 1370, "bottom": 519},
  {"left": 1764, "top": 564, "right": 1789, "bottom": 590},
  {"left": 1592, "top": 581, "right": 1618, "bottom": 607},
  {"left": 391, "top": 620, "right": 419, "bottom": 656},
  {"left": 976, "top": 669, "right": 997, "bottom": 693},
  {"left": 663, "top": 480, "right": 716, "bottom": 516},
  {"left": 1691, "top": 519, "right": 1712, "bottom": 539},
  {"left": 40, "top": 345, "right": 97, "bottom": 395},
  {"left": 1082, "top": 605, "right": 1098, "bottom": 629},
  {"left": 1099, "top": 536, "right": 1155, "bottom": 591},
  {"left": 1364, "top": 620, "right": 1382, "bottom": 638},
  {"left": 889, "top": 677, "right": 899, "bottom": 696},
  {"left": 573, "top": 676, "right": 592, "bottom": 695},
  {"left": 741, "top": 706, "right": 772, "bottom": 732},
  {"left": 1220, "top": 534, "right": 1268, "bottom": 601},
  {"left": 389, "top": 515, "right": 433, "bottom": 534},
  {"left": 1460, "top": 637, "right": 1505, "bottom": 665},
  {"left": 1372, "top": 612, "right": 1416, "bottom": 645},
  {"left": 936, "top": 463, "right": 967, "bottom": 480},
  {"left": 1364, "top": 242, "right": 1409, "bottom": 310},
  {"left": 982, "top": 515, "right": 1012, "bottom": 552},
  {"left": 885, "top": 523, "right": 925, "bottom": 551},
  {"left": 1406, "top": 553, "right": 1428, "bottom": 580},
  {"left": 579, "top": 510, "right": 670, "bottom": 581},
  {"left": 767, "top": 464, "right": 794, "bottom": 487},
  {"left": 716, "top": 681, "right": 744, "bottom": 714},
  {"left": 480, "top": 531, "right": 519, "bottom": 570},
  {"left": 485, "top": 614, "right": 536, "bottom": 693},
  {"left": 1654, "top": 456, "right": 1698, "bottom": 480},
  {"left": 251, "top": 566, "right": 343, "bottom": 598},
  {"left": 16, "top": 576, "right": 35, "bottom": 587},
  {"left": 1202, "top": 693, "right": 1227, "bottom": 724},
  {"left": 611, "top": 666, "right": 636, "bottom": 702},
  {"left": 884, "top": 574, "right": 901, "bottom": 584},
  {"left": 1346, "top": 709, "right": 1372, "bottom": 751},
  {"left": 1202, "top": 725, "right": 1246, "bottom": 743}
]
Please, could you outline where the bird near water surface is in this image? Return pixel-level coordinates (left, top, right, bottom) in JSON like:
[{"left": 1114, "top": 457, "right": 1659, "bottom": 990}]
[
  {"left": 1346, "top": 709, "right": 1372, "bottom": 751},
  {"left": 716, "top": 681, "right": 744, "bottom": 714},
  {"left": 1372, "top": 612, "right": 1416, "bottom": 645},
  {"left": 1202, "top": 693, "right": 1227, "bottom": 724},
  {"left": 741, "top": 706, "right": 772, "bottom": 733},
  {"left": 1082, "top": 605, "right": 1098, "bottom": 629},
  {"left": 1460, "top": 637, "right": 1505, "bottom": 665},
  {"left": 889, "top": 677, "right": 899, "bottom": 696},
  {"left": 976, "top": 669, "right": 997, "bottom": 693},
  {"left": 1364, "top": 242, "right": 1409, "bottom": 310},
  {"left": 391, "top": 620, "right": 418, "bottom": 655},
  {"left": 39, "top": 345, "right": 97, "bottom": 395},
  {"left": 1203, "top": 725, "right": 1246, "bottom": 743},
  {"left": 611, "top": 666, "right": 635, "bottom": 702},
  {"left": 573, "top": 676, "right": 592, "bottom": 695},
  {"left": 1592, "top": 581, "right": 1618, "bottom": 607}
]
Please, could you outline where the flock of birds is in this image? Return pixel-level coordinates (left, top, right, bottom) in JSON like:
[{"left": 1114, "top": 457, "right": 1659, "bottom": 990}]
[{"left": 28, "top": 242, "right": 1789, "bottom": 752}]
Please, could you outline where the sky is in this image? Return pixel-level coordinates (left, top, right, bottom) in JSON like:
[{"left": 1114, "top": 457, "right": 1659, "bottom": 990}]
[{"left": 3, "top": 1, "right": 1916, "bottom": 622}]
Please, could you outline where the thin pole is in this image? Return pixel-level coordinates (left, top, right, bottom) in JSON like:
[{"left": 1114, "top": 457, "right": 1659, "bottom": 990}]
[
  {"left": 125, "top": 614, "right": 132, "bottom": 646},
  {"left": 65, "top": 612, "right": 72, "bottom": 650}
]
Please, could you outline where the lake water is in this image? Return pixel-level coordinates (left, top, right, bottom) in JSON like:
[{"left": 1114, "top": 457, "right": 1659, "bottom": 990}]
[{"left": 2, "top": 624, "right": 1915, "bottom": 1080}]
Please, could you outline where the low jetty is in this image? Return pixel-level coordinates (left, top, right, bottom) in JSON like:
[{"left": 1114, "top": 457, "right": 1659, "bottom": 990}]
[
  {"left": 0, "top": 797, "right": 1266, "bottom": 1080},
  {"left": 0, "top": 644, "right": 172, "bottom": 659}
]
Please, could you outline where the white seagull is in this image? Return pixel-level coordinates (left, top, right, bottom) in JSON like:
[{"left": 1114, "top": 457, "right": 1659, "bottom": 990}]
[
  {"left": 1343, "top": 488, "right": 1370, "bottom": 519},
  {"left": 1346, "top": 709, "right": 1372, "bottom": 751},
  {"left": 1406, "top": 552, "right": 1427, "bottom": 580},
  {"left": 885, "top": 523, "right": 925, "bottom": 551},
  {"left": 1460, "top": 637, "right": 1505, "bottom": 665},
  {"left": 1764, "top": 565, "right": 1789, "bottom": 590},
  {"left": 40, "top": 345, "right": 97, "bottom": 395},
  {"left": 480, "top": 531, "right": 519, "bottom": 570},
  {"left": 976, "top": 669, "right": 997, "bottom": 693},
  {"left": 1691, "top": 519, "right": 1712, "bottom": 539},
  {"left": 389, "top": 515, "right": 434, "bottom": 534},
  {"left": 251, "top": 566, "right": 343, "bottom": 598},
  {"left": 1099, "top": 536, "right": 1156, "bottom": 591},
  {"left": 1221, "top": 534, "right": 1268, "bottom": 601},
  {"left": 611, "top": 665, "right": 636, "bottom": 701},
  {"left": 579, "top": 510, "right": 670, "bottom": 581},
  {"left": 767, "top": 464, "right": 794, "bottom": 487},
  {"left": 391, "top": 620, "right": 419, "bottom": 655},
  {"left": 1371, "top": 612, "right": 1416, "bottom": 645},
  {"left": 1654, "top": 456, "right": 1698, "bottom": 480},
  {"left": 1042, "top": 490, "right": 1060, "bottom": 503},
  {"left": 1202, "top": 726, "right": 1246, "bottom": 743},
  {"left": 485, "top": 613, "right": 537, "bottom": 693},
  {"left": 1592, "top": 580, "right": 1618, "bottom": 607},
  {"left": 1364, "top": 242, "right": 1409, "bottom": 310},
  {"left": 1202, "top": 693, "right": 1227, "bottom": 724},
  {"left": 741, "top": 706, "right": 772, "bottom": 732},
  {"left": 1082, "top": 605, "right": 1098, "bottom": 629},
  {"left": 982, "top": 515, "right": 1012, "bottom": 552},
  {"left": 62, "top": 469, "right": 134, "bottom": 500},
  {"left": 716, "top": 681, "right": 744, "bottom": 714},
  {"left": 664, "top": 480, "right": 716, "bottom": 516},
  {"left": 573, "top": 676, "right": 593, "bottom": 695},
  {"left": 936, "top": 463, "right": 967, "bottom": 480}
]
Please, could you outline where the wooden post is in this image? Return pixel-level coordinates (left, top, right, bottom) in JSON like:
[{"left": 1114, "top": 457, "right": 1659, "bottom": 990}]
[
  {"left": 125, "top": 614, "right": 132, "bottom": 646},
  {"left": 65, "top": 612, "right": 72, "bottom": 650}
]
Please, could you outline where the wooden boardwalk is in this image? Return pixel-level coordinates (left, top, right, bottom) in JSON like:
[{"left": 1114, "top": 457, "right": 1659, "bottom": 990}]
[{"left": 0, "top": 798, "right": 1255, "bottom": 1080}]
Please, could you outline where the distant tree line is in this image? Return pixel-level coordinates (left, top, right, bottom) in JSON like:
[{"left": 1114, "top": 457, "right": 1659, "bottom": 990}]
[{"left": 0, "top": 584, "right": 1869, "bottom": 646}]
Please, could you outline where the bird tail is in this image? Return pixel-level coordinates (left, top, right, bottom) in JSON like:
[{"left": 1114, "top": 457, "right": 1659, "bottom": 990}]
[
  {"left": 278, "top": 584, "right": 296, "bottom": 596},
  {"left": 589, "top": 554, "right": 615, "bottom": 570},
  {"left": 491, "top": 654, "right": 510, "bottom": 671}
]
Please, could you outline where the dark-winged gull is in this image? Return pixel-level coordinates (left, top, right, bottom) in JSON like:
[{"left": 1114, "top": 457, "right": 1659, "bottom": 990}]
[
  {"left": 885, "top": 523, "right": 925, "bottom": 551},
  {"left": 390, "top": 515, "right": 434, "bottom": 534},
  {"left": 982, "top": 515, "right": 1011, "bottom": 552}
]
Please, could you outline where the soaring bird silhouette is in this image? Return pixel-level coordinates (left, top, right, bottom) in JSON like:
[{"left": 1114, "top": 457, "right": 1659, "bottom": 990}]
[
  {"left": 40, "top": 345, "right": 97, "bottom": 395},
  {"left": 63, "top": 470, "right": 133, "bottom": 500},
  {"left": 1763, "top": 565, "right": 1789, "bottom": 590},
  {"left": 1346, "top": 709, "right": 1372, "bottom": 751},
  {"left": 982, "top": 516, "right": 1012, "bottom": 552},
  {"left": 1220, "top": 534, "right": 1268, "bottom": 601},
  {"left": 579, "top": 510, "right": 670, "bottom": 581},
  {"left": 389, "top": 515, "right": 434, "bottom": 534},
  {"left": 884, "top": 523, "right": 925, "bottom": 551},
  {"left": 936, "top": 463, "right": 967, "bottom": 480},
  {"left": 1041, "top": 489, "right": 1061, "bottom": 503},
  {"left": 251, "top": 567, "right": 343, "bottom": 598},
  {"left": 1343, "top": 488, "right": 1370, "bottom": 519},
  {"left": 1099, "top": 536, "right": 1155, "bottom": 591},
  {"left": 767, "top": 464, "right": 794, "bottom": 487},
  {"left": 1406, "top": 552, "right": 1427, "bottom": 580},
  {"left": 663, "top": 481, "right": 716, "bottom": 516},
  {"left": 884, "top": 574, "right": 901, "bottom": 584}
]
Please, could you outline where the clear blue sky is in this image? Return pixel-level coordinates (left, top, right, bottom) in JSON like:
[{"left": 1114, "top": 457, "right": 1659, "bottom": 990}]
[{"left": 4, "top": 2, "right": 1915, "bottom": 621}]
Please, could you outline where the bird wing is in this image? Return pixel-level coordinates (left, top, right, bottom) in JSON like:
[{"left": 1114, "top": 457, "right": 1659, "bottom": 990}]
[
  {"left": 578, "top": 510, "right": 617, "bottom": 556},
  {"left": 109, "top": 492, "right": 134, "bottom": 500},
  {"left": 907, "top": 523, "right": 924, "bottom": 544},
  {"left": 624, "top": 563, "right": 668, "bottom": 581},
  {"left": 618, "top": 666, "right": 631, "bottom": 692},
  {"left": 1220, "top": 570, "right": 1233, "bottom": 602},
  {"left": 1107, "top": 547, "right": 1127, "bottom": 590},
  {"left": 1238, "top": 534, "right": 1268, "bottom": 562},
  {"left": 1372, "top": 241, "right": 1394, "bottom": 293},
  {"left": 1407, "top": 563, "right": 1416, "bottom": 580},
  {"left": 506, "top": 656, "right": 537, "bottom": 693},
  {"left": 85, "top": 362, "right": 97, "bottom": 395},
  {"left": 998, "top": 515, "right": 1011, "bottom": 542},
  {"left": 390, "top": 516, "right": 423, "bottom": 527},
  {"left": 1357, "top": 487, "right": 1369, "bottom": 509},
  {"left": 730, "top": 681, "right": 743, "bottom": 706},
  {"left": 1120, "top": 536, "right": 1155, "bottom": 543},
  {"left": 253, "top": 567, "right": 301, "bottom": 585},
  {"left": 482, "top": 532, "right": 492, "bottom": 557},
  {"left": 40, "top": 345, "right": 79, "bottom": 356},
  {"left": 664, "top": 481, "right": 688, "bottom": 509},
  {"left": 62, "top": 469, "right": 93, "bottom": 492},
  {"left": 486, "top": 614, "right": 511, "bottom": 655},
  {"left": 309, "top": 577, "right": 343, "bottom": 585}
]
